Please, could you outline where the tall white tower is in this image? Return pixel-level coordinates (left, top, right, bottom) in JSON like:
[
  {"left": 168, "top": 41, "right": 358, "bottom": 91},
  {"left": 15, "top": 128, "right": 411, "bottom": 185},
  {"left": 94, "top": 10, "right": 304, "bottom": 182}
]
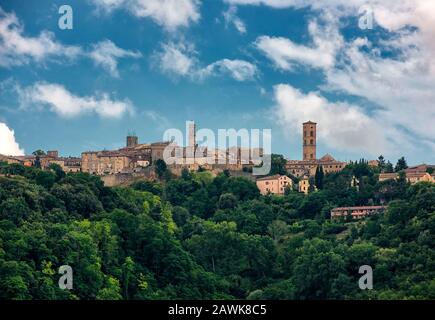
[{"left": 187, "top": 120, "right": 196, "bottom": 147}]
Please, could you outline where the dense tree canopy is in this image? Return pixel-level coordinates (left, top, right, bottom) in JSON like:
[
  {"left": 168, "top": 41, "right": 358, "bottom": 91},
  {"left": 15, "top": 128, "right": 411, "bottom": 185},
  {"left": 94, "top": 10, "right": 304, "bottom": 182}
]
[{"left": 0, "top": 160, "right": 433, "bottom": 300}]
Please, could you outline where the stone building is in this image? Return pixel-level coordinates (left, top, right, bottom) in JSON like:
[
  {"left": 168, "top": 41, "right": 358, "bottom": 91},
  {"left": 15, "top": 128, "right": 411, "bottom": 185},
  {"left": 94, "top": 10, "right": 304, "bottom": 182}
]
[
  {"left": 298, "top": 176, "right": 311, "bottom": 194},
  {"left": 43, "top": 156, "right": 81, "bottom": 173},
  {"left": 303, "top": 121, "right": 316, "bottom": 160},
  {"left": 81, "top": 138, "right": 171, "bottom": 175},
  {"left": 379, "top": 171, "right": 434, "bottom": 185},
  {"left": 256, "top": 174, "right": 292, "bottom": 195},
  {"left": 330, "top": 206, "right": 388, "bottom": 220},
  {"left": 286, "top": 122, "right": 346, "bottom": 178},
  {"left": 35, "top": 151, "right": 82, "bottom": 173},
  {"left": 1, "top": 152, "right": 81, "bottom": 172},
  {"left": 0, "top": 154, "right": 23, "bottom": 165},
  {"left": 378, "top": 164, "right": 435, "bottom": 184},
  {"left": 126, "top": 135, "right": 139, "bottom": 148},
  {"left": 164, "top": 121, "right": 263, "bottom": 170}
]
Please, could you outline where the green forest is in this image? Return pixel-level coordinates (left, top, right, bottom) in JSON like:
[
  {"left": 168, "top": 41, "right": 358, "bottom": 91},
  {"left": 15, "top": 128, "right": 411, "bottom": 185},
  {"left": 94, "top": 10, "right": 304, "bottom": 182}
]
[{"left": 0, "top": 157, "right": 434, "bottom": 300}]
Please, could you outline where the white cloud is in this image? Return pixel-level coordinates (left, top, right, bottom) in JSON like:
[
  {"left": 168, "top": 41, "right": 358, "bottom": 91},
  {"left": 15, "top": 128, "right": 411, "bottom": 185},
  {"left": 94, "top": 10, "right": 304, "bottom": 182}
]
[
  {"left": 0, "top": 8, "right": 81, "bottom": 67},
  {"left": 155, "top": 42, "right": 258, "bottom": 81},
  {"left": 324, "top": 37, "right": 435, "bottom": 151},
  {"left": 199, "top": 59, "right": 258, "bottom": 81},
  {"left": 0, "top": 122, "right": 24, "bottom": 156},
  {"left": 89, "top": 40, "right": 142, "bottom": 77},
  {"left": 91, "top": 0, "right": 200, "bottom": 31},
  {"left": 19, "top": 82, "right": 133, "bottom": 119},
  {"left": 0, "top": 8, "right": 141, "bottom": 76},
  {"left": 256, "top": 17, "right": 342, "bottom": 71},
  {"left": 274, "top": 84, "right": 393, "bottom": 156},
  {"left": 223, "top": 6, "right": 246, "bottom": 34},
  {"left": 238, "top": 0, "right": 435, "bottom": 158},
  {"left": 156, "top": 42, "right": 197, "bottom": 77}
]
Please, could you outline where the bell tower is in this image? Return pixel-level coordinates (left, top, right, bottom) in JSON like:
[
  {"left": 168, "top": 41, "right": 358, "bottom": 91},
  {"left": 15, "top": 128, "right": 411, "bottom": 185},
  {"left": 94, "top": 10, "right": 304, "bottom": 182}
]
[{"left": 303, "top": 121, "right": 316, "bottom": 160}]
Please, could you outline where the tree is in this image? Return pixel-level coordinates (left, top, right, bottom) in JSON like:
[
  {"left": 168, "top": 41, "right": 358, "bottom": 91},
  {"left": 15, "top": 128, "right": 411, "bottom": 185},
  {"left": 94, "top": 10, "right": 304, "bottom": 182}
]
[
  {"left": 0, "top": 197, "right": 30, "bottom": 224},
  {"left": 155, "top": 159, "right": 168, "bottom": 179},
  {"left": 132, "top": 180, "right": 163, "bottom": 196},
  {"left": 291, "top": 238, "right": 347, "bottom": 299},
  {"left": 35, "top": 170, "right": 56, "bottom": 189},
  {"left": 267, "top": 220, "right": 288, "bottom": 243},
  {"left": 217, "top": 193, "right": 238, "bottom": 210},
  {"left": 308, "top": 176, "right": 316, "bottom": 193},
  {"left": 32, "top": 150, "right": 46, "bottom": 156},
  {"left": 34, "top": 156, "right": 41, "bottom": 169},
  {"left": 270, "top": 154, "right": 287, "bottom": 175},
  {"left": 48, "top": 163, "right": 66, "bottom": 181},
  {"left": 222, "top": 177, "right": 260, "bottom": 201},
  {"left": 378, "top": 155, "right": 386, "bottom": 171},
  {"left": 96, "top": 277, "right": 123, "bottom": 300},
  {"left": 395, "top": 157, "right": 408, "bottom": 172},
  {"left": 384, "top": 161, "right": 394, "bottom": 173},
  {"left": 314, "top": 166, "right": 324, "bottom": 190},
  {"left": 0, "top": 160, "right": 433, "bottom": 301}
]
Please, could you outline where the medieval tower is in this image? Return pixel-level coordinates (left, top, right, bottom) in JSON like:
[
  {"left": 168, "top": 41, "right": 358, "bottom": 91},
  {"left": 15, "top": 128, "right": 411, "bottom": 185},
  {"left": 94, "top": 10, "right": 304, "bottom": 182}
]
[
  {"left": 303, "top": 121, "right": 317, "bottom": 160},
  {"left": 126, "top": 134, "right": 138, "bottom": 148},
  {"left": 187, "top": 120, "right": 196, "bottom": 147}
]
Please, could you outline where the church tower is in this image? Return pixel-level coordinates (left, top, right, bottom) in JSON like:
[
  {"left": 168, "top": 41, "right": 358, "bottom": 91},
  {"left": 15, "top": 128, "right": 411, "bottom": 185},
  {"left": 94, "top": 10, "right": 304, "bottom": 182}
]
[
  {"left": 187, "top": 120, "right": 196, "bottom": 147},
  {"left": 303, "top": 121, "right": 316, "bottom": 160},
  {"left": 126, "top": 132, "right": 138, "bottom": 148}
]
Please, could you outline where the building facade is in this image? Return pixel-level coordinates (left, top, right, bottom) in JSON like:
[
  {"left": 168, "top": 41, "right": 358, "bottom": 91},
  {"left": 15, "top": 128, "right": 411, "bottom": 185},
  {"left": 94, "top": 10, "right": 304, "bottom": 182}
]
[
  {"left": 379, "top": 171, "right": 435, "bottom": 184},
  {"left": 303, "top": 121, "right": 317, "bottom": 161},
  {"left": 331, "top": 206, "right": 388, "bottom": 220},
  {"left": 286, "top": 122, "right": 346, "bottom": 178},
  {"left": 81, "top": 139, "right": 170, "bottom": 175},
  {"left": 256, "top": 174, "right": 292, "bottom": 195},
  {"left": 298, "top": 176, "right": 310, "bottom": 194}
]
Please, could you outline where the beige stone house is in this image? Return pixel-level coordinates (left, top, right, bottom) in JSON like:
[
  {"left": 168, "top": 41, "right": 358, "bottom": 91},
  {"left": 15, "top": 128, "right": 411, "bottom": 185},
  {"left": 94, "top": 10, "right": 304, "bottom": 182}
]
[
  {"left": 256, "top": 174, "right": 292, "bottom": 195},
  {"left": 298, "top": 176, "right": 311, "bottom": 194}
]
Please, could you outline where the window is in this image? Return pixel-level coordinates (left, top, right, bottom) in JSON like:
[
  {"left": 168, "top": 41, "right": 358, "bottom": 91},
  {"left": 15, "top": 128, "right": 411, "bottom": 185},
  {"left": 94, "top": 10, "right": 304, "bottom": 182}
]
[
  {"left": 310, "top": 139, "right": 313, "bottom": 144},
  {"left": 310, "top": 131, "right": 313, "bottom": 137},
  {"left": 310, "top": 154, "right": 313, "bottom": 159}
]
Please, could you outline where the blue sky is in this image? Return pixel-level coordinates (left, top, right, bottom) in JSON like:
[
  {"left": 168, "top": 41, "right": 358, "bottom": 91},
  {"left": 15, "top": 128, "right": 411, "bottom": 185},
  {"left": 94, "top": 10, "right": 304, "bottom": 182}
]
[{"left": 0, "top": 0, "right": 434, "bottom": 165}]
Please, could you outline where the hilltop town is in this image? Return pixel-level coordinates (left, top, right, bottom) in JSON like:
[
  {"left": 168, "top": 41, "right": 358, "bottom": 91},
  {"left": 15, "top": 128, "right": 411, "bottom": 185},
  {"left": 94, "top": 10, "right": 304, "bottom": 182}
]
[{"left": 1, "top": 121, "right": 434, "bottom": 195}]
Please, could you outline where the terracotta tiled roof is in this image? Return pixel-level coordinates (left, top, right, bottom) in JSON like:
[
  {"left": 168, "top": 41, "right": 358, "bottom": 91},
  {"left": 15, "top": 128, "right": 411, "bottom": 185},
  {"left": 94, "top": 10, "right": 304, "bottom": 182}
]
[
  {"left": 319, "top": 154, "right": 336, "bottom": 162},
  {"left": 256, "top": 174, "right": 284, "bottom": 181},
  {"left": 332, "top": 206, "right": 387, "bottom": 211}
]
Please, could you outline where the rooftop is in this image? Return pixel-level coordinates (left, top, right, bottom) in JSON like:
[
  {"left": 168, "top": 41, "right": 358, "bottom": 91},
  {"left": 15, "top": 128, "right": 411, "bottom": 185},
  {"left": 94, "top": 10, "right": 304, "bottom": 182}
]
[
  {"left": 256, "top": 174, "right": 286, "bottom": 181},
  {"left": 332, "top": 206, "right": 388, "bottom": 211}
]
